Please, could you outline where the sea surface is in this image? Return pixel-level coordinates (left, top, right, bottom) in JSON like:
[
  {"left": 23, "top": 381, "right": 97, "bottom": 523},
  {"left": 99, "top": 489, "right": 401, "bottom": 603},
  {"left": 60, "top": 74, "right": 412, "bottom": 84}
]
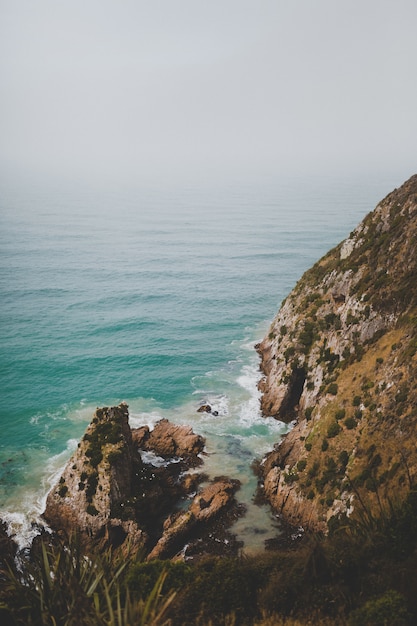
[{"left": 0, "top": 171, "right": 402, "bottom": 551}]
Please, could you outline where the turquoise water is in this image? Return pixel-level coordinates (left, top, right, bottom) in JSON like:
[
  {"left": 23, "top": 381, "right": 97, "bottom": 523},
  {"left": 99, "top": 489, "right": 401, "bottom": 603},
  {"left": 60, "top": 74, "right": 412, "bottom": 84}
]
[{"left": 0, "top": 172, "right": 400, "bottom": 549}]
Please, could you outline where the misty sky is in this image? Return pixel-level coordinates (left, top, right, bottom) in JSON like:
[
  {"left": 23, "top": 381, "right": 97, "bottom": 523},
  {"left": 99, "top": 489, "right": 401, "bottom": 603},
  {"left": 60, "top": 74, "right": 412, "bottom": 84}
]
[{"left": 1, "top": 0, "right": 416, "bottom": 186}]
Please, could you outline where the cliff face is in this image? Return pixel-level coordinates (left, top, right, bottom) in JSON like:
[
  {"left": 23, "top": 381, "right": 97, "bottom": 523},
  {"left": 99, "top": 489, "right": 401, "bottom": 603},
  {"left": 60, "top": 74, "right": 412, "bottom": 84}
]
[{"left": 257, "top": 174, "right": 417, "bottom": 532}]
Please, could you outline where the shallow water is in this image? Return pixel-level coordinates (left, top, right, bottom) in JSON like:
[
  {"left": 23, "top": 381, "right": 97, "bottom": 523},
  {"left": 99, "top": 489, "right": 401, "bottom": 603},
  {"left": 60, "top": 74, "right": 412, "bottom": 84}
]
[{"left": 0, "top": 171, "right": 400, "bottom": 550}]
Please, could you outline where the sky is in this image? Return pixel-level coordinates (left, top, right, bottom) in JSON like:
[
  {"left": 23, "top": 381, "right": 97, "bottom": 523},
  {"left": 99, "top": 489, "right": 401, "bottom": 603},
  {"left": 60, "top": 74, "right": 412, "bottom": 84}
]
[{"left": 1, "top": 0, "right": 417, "bottom": 186}]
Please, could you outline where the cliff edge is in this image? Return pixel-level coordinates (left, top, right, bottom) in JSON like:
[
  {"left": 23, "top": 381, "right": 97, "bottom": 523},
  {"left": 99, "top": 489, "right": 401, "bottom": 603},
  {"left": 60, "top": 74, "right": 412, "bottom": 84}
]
[{"left": 257, "top": 174, "right": 417, "bottom": 532}]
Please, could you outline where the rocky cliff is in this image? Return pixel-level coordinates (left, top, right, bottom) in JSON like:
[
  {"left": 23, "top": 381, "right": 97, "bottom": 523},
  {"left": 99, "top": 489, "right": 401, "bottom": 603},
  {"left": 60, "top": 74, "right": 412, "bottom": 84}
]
[
  {"left": 257, "top": 174, "right": 417, "bottom": 532},
  {"left": 44, "top": 404, "right": 242, "bottom": 558}
]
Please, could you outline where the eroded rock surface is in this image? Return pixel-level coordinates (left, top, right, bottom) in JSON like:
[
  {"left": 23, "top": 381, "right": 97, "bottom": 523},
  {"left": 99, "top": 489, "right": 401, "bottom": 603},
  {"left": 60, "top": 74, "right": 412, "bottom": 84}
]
[
  {"left": 43, "top": 404, "right": 242, "bottom": 559},
  {"left": 147, "top": 477, "right": 242, "bottom": 560}
]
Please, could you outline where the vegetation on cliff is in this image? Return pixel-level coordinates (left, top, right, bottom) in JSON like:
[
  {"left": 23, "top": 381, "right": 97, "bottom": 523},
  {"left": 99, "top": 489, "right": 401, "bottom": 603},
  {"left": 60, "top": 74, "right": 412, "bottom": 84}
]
[
  {"left": 257, "top": 173, "right": 417, "bottom": 533},
  {"left": 2, "top": 502, "right": 417, "bottom": 624}
]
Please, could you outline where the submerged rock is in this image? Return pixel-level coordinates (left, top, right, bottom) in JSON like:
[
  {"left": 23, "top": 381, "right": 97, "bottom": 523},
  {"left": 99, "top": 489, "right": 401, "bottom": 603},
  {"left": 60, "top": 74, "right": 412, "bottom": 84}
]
[{"left": 197, "top": 404, "right": 212, "bottom": 413}]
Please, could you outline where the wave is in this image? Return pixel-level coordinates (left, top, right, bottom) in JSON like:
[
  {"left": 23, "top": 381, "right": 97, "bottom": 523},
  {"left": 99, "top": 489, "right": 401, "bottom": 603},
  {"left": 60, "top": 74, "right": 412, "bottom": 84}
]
[{"left": 0, "top": 438, "right": 78, "bottom": 549}]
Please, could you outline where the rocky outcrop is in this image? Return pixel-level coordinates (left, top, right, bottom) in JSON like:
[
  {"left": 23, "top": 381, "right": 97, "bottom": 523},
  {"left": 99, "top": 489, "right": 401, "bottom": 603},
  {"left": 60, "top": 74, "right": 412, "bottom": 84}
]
[
  {"left": 257, "top": 174, "right": 417, "bottom": 532},
  {"left": 43, "top": 404, "right": 243, "bottom": 558},
  {"left": 197, "top": 404, "right": 219, "bottom": 416},
  {"left": 131, "top": 418, "right": 205, "bottom": 463},
  {"left": 147, "top": 477, "right": 242, "bottom": 560},
  {"left": 43, "top": 403, "right": 144, "bottom": 547}
]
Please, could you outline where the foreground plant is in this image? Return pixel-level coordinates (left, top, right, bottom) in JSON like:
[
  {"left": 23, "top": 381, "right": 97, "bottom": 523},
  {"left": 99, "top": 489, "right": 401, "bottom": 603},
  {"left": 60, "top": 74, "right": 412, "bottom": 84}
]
[{"left": 0, "top": 533, "right": 174, "bottom": 626}]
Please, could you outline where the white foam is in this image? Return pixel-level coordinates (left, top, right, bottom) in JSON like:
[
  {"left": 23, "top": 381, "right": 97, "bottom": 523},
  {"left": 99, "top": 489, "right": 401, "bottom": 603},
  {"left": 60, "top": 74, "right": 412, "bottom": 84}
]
[
  {"left": 0, "top": 510, "right": 42, "bottom": 550},
  {"left": 139, "top": 450, "right": 182, "bottom": 467},
  {"left": 0, "top": 437, "right": 79, "bottom": 550},
  {"left": 200, "top": 394, "right": 229, "bottom": 417},
  {"left": 129, "top": 410, "right": 165, "bottom": 430}
]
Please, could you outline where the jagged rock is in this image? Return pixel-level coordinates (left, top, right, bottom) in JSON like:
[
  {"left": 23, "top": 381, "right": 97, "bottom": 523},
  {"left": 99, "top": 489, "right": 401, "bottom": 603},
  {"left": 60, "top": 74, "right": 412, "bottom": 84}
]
[
  {"left": 43, "top": 406, "right": 207, "bottom": 550},
  {"left": 147, "top": 477, "right": 242, "bottom": 560},
  {"left": 0, "top": 519, "right": 17, "bottom": 565},
  {"left": 43, "top": 404, "right": 242, "bottom": 559},
  {"left": 197, "top": 404, "right": 212, "bottom": 413},
  {"left": 133, "top": 418, "right": 205, "bottom": 463},
  {"left": 43, "top": 403, "right": 146, "bottom": 550},
  {"left": 131, "top": 425, "right": 149, "bottom": 448},
  {"left": 257, "top": 174, "right": 417, "bottom": 532},
  {"left": 196, "top": 404, "right": 219, "bottom": 416}
]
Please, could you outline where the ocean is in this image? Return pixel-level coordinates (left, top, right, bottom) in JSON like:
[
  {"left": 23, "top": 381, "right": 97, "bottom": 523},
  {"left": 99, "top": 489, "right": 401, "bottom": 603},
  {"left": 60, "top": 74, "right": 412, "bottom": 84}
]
[{"left": 0, "top": 170, "right": 402, "bottom": 551}]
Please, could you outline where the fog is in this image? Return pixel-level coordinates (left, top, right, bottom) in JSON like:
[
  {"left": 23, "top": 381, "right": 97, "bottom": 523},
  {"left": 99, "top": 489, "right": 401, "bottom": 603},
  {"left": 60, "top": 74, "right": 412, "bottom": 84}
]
[{"left": 1, "top": 0, "right": 416, "bottom": 186}]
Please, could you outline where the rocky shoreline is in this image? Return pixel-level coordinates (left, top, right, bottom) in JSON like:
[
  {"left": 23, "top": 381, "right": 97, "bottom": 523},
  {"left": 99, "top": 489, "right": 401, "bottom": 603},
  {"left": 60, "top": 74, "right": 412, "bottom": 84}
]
[
  {"left": 42, "top": 403, "right": 244, "bottom": 560},
  {"left": 5, "top": 175, "right": 417, "bottom": 562}
]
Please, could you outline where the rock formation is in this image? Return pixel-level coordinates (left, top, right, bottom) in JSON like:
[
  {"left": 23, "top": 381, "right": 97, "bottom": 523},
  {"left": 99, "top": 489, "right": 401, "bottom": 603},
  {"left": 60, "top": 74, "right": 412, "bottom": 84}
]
[
  {"left": 132, "top": 418, "right": 205, "bottom": 463},
  {"left": 147, "top": 477, "right": 242, "bottom": 560},
  {"left": 256, "top": 174, "right": 417, "bottom": 532},
  {"left": 43, "top": 404, "right": 242, "bottom": 558}
]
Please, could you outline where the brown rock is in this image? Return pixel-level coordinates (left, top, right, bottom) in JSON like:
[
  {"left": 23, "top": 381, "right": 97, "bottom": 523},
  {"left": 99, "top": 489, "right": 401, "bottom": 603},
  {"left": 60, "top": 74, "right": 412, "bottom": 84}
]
[
  {"left": 140, "top": 418, "right": 205, "bottom": 461},
  {"left": 43, "top": 403, "right": 146, "bottom": 548},
  {"left": 131, "top": 425, "right": 150, "bottom": 448},
  {"left": 147, "top": 477, "right": 241, "bottom": 560},
  {"left": 189, "top": 478, "right": 238, "bottom": 521},
  {"left": 43, "top": 404, "right": 243, "bottom": 561},
  {"left": 197, "top": 404, "right": 212, "bottom": 413}
]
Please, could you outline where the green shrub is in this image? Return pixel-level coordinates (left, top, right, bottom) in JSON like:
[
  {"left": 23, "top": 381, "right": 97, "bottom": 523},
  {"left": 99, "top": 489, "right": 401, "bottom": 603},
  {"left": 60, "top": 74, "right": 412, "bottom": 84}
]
[
  {"left": 348, "top": 590, "right": 409, "bottom": 625},
  {"left": 297, "top": 459, "right": 307, "bottom": 472},
  {"left": 86, "top": 504, "right": 99, "bottom": 516},
  {"left": 327, "top": 383, "right": 338, "bottom": 396},
  {"left": 127, "top": 560, "right": 192, "bottom": 599},
  {"left": 58, "top": 484, "right": 68, "bottom": 498},
  {"left": 344, "top": 417, "right": 357, "bottom": 430},
  {"left": 284, "top": 471, "right": 299, "bottom": 484},
  {"left": 339, "top": 450, "right": 349, "bottom": 468},
  {"left": 174, "top": 557, "right": 263, "bottom": 624},
  {"left": 284, "top": 346, "right": 295, "bottom": 361},
  {"left": 307, "top": 461, "right": 320, "bottom": 479},
  {"left": 327, "top": 421, "right": 341, "bottom": 438},
  {"left": 85, "top": 472, "right": 99, "bottom": 500},
  {"left": 335, "top": 408, "right": 346, "bottom": 420},
  {"left": 85, "top": 446, "right": 103, "bottom": 468},
  {"left": 0, "top": 534, "right": 177, "bottom": 626},
  {"left": 107, "top": 449, "right": 122, "bottom": 464}
]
